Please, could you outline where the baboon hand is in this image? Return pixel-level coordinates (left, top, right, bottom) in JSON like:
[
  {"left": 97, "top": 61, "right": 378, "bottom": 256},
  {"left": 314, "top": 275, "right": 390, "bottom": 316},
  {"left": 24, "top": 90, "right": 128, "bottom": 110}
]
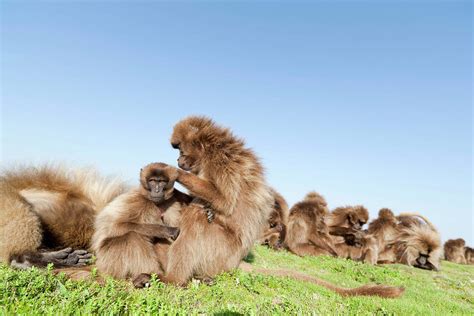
[
  {"left": 162, "top": 164, "right": 179, "bottom": 182},
  {"left": 164, "top": 226, "right": 180, "bottom": 240},
  {"left": 206, "top": 208, "right": 215, "bottom": 223}
]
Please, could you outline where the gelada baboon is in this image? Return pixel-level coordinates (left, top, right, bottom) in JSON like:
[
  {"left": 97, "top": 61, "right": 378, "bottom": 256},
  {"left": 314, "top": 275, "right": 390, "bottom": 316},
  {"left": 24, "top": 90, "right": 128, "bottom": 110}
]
[
  {"left": 92, "top": 163, "right": 190, "bottom": 279},
  {"left": 327, "top": 206, "right": 378, "bottom": 264},
  {"left": 0, "top": 165, "right": 126, "bottom": 268},
  {"left": 443, "top": 238, "right": 467, "bottom": 264},
  {"left": 134, "top": 117, "right": 404, "bottom": 298},
  {"left": 285, "top": 192, "right": 337, "bottom": 257},
  {"left": 367, "top": 208, "right": 399, "bottom": 263},
  {"left": 465, "top": 247, "right": 474, "bottom": 264},
  {"left": 257, "top": 188, "right": 289, "bottom": 250},
  {"left": 375, "top": 213, "right": 442, "bottom": 270}
]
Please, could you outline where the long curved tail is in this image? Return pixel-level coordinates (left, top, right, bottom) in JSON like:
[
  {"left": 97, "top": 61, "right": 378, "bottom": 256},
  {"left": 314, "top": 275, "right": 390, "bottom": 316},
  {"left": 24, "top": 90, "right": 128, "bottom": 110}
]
[{"left": 238, "top": 262, "right": 404, "bottom": 298}]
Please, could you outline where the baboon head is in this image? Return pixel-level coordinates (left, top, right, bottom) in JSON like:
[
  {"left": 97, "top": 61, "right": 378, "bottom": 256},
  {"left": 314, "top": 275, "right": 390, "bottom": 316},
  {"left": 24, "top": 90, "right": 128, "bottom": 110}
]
[
  {"left": 331, "top": 205, "right": 369, "bottom": 230},
  {"left": 396, "top": 224, "right": 441, "bottom": 271},
  {"left": 140, "top": 162, "right": 177, "bottom": 203},
  {"left": 170, "top": 116, "right": 236, "bottom": 174}
]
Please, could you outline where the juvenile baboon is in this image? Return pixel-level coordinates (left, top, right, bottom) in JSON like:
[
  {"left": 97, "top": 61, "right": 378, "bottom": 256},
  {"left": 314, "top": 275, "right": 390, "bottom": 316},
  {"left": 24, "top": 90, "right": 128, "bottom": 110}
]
[
  {"left": 133, "top": 117, "right": 404, "bottom": 298},
  {"left": 258, "top": 188, "right": 289, "bottom": 250},
  {"left": 285, "top": 192, "right": 337, "bottom": 257},
  {"left": 92, "top": 163, "right": 190, "bottom": 279},
  {"left": 0, "top": 165, "right": 126, "bottom": 268},
  {"left": 443, "top": 238, "right": 467, "bottom": 264},
  {"left": 465, "top": 246, "right": 474, "bottom": 264}
]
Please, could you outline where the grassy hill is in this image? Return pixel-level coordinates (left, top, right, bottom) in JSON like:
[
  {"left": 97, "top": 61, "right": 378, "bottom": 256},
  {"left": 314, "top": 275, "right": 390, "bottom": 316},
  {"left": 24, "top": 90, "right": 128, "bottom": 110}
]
[{"left": 1, "top": 246, "right": 473, "bottom": 315}]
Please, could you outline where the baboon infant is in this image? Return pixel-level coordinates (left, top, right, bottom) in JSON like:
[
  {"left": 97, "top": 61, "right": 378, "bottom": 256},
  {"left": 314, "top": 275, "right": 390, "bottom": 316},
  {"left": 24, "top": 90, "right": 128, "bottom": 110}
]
[{"left": 92, "top": 163, "right": 190, "bottom": 279}]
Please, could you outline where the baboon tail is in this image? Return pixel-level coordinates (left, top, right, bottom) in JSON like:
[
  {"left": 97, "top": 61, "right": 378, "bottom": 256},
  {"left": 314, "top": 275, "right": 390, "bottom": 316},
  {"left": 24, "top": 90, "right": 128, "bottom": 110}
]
[{"left": 238, "top": 262, "right": 404, "bottom": 298}]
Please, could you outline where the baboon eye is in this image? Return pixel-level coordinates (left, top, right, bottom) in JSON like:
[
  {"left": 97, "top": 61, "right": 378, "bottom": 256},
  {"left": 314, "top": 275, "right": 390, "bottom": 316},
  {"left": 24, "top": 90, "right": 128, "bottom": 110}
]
[{"left": 270, "top": 223, "right": 276, "bottom": 228}]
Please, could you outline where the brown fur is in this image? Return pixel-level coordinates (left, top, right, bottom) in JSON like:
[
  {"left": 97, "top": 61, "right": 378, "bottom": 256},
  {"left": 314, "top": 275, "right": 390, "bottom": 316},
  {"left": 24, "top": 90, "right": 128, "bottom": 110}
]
[
  {"left": 133, "top": 118, "right": 404, "bottom": 298},
  {"left": 376, "top": 213, "right": 442, "bottom": 270},
  {"left": 464, "top": 246, "right": 474, "bottom": 264},
  {"left": 0, "top": 165, "right": 126, "bottom": 268},
  {"left": 327, "top": 205, "right": 377, "bottom": 264},
  {"left": 257, "top": 188, "right": 289, "bottom": 250},
  {"left": 285, "top": 192, "right": 337, "bottom": 257},
  {"left": 443, "top": 238, "right": 467, "bottom": 264},
  {"left": 92, "top": 163, "right": 190, "bottom": 279}
]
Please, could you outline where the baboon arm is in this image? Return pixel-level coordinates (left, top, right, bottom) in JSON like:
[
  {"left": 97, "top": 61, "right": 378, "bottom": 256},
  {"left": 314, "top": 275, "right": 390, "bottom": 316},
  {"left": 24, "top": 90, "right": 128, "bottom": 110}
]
[
  {"left": 176, "top": 169, "right": 230, "bottom": 215},
  {"left": 329, "top": 226, "right": 360, "bottom": 238},
  {"left": 308, "top": 234, "right": 338, "bottom": 256},
  {"left": 118, "top": 223, "right": 179, "bottom": 240},
  {"left": 173, "top": 188, "right": 193, "bottom": 204}
]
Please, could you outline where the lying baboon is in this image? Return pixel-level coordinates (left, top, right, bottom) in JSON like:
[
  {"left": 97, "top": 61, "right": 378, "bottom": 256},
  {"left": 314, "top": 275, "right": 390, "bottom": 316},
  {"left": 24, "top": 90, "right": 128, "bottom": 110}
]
[
  {"left": 465, "top": 247, "right": 474, "bottom": 264},
  {"left": 381, "top": 213, "right": 442, "bottom": 270},
  {"left": 285, "top": 192, "right": 337, "bottom": 257},
  {"left": 92, "top": 163, "right": 190, "bottom": 279},
  {"left": 257, "top": 188, "right": 289, "bottom": 250},
  {"left": 133, "top": 117, "right": 404, "bottom": 298},
  {"left": 443, "top": 238, "right": 467, "bottom": 264},
  {"left": 0, "top": 165, "right": 126, "bottom": 268}
]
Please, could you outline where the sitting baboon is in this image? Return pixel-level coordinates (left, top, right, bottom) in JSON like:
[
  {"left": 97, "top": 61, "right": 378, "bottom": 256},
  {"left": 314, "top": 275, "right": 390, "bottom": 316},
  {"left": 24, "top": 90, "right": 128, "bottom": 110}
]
[
  {"left": 257, "top": 188, "right": 289, "bottom": 250},
  {"left": 327, "top": 205, "right": 369, "bottom": 246},
  {"left": 0, "top": 165, "right": 126, "bottom": 268},
  {"left": 92, "top": 163, "right": 190, "bottom": 279},
  {"left": 133, "top": 117, "right": 403, "bottom": 298},
  {"left": 285, "top": 192, "right": 337, "bottom": 257},
  {"left": 327, "top": 205, "right": 378, "bottom": 264},
  {"left": 367, "top": 208, "right": 399, "bottom": 263},
  {"left": 443, "top": 239, "right": 467, "bottom": 264},
  {"left": 465, "top": 246, "right": 474, "bottom": 264}
]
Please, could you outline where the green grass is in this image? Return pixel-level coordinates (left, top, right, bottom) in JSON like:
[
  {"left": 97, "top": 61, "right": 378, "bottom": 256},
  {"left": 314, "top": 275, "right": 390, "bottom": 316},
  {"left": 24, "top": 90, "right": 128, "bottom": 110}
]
[{"left": 1, "top": 246, "right": 473, "bottom": 315}]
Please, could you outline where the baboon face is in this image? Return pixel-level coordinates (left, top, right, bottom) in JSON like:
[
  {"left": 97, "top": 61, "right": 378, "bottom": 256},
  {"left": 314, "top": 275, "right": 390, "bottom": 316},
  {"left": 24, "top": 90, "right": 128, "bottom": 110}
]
[
  {"left": 348, "top": 208, "right": 368, "bottom": 230},
  {"left": 268, "top": 211, "right": 284, "bottom": 232},
  {"left": 172, "top": 142, "right": 201, "bottom": 174},
  {"left": 402, "top": 237, "right": 440, "bottom": 271},
  {"left": 140, "top": 163, "right": 176, "bottom": 203}
]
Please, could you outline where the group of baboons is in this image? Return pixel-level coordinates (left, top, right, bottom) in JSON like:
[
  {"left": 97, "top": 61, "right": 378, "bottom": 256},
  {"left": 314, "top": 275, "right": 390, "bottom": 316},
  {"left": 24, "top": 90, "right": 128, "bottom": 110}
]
[{"left": 0, "top": 116, "right": 470, "bottom": 299}]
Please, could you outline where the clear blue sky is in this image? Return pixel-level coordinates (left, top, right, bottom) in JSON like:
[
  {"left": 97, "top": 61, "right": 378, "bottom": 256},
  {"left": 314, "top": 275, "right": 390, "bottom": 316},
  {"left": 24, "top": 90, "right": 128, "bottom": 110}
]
[{"left": 1, "top": 1, "right": 472, "bottom": 244}]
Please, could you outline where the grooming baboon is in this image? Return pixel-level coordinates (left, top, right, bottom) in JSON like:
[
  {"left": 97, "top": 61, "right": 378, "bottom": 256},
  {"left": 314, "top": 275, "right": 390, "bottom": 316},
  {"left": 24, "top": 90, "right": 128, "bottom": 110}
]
[
  {"left": 327, "top": 205, "right": 369, "bottom": 247},
  {"left": 327, "top": 205, "right": 377, "bottom": 264},
  {"left": 443, "top": 239, "right": 467, "bottom": 264},
  {"left": 285, "top": 192, "right": 337, "bottom": 257},
  {"left": 258, "top": 188, "right": 289, "bottom": 250},
  {"left": 378, "top": 213, "right": 442, "bottom": 270},
  {"left": 132, "top": 117, "right": 404, "bottom": 298},
  {"left": 464, "top": 247, "right": 474, "bottom": 264},
  {"left": 92, "top": 163, "right": 191, "bottom": 279},
  {"left": 0, "top": 165, "right": 126, "bottom": 268}
]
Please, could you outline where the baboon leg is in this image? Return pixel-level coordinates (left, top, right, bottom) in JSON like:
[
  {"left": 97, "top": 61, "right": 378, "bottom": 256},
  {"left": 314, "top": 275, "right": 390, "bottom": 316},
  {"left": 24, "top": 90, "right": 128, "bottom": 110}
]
[
  {"left": 0, "top": 182, "right": 42, "bottom": 264},
  {"left": 290, "top": 243, "right": 332, "bottom": 257}
]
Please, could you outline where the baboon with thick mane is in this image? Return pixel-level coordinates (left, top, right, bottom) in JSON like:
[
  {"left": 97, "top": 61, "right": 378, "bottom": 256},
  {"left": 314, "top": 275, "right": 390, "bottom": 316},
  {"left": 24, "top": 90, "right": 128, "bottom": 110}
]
[
  {"left": 258, "top": 189, "right": 289, "bottom": 250},
  {"left": 0, "top": 165, "right": 126, "bottom": 268},
  {"left": 285, "top": 192, "right": 337, "bottom": 257},
  {"left": 465, "top": 246, "right": 474, "bottom": 265},
  {"left": 132, "top": 118, "right": 404, "bottom": 298},
  {"left": 443, "top": 238, "right": 467, "bottom": 264},
  {"left": 92, "top": 163, "right": 190, "bottom": 279}
]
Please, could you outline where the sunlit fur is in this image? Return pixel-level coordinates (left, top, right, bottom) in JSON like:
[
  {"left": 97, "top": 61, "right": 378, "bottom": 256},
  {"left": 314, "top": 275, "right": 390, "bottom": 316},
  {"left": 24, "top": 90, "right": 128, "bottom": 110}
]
[
  {"left": 464, "top": 246, "right": 474, "bottom": 265},
  {"left": 0, "top": 164, "right": 126, "bottom": 264},
  {"left": 286, "top": 192, "right": 336, "bottom": 257},
  {"left": 443, "top": 238, "right": 467, "bottom": 264}
]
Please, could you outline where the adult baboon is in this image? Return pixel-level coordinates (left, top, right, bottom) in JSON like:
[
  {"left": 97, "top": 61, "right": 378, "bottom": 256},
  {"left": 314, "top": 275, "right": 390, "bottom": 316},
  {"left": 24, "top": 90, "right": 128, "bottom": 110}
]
[
  {"left": 443, "top": 239, "right": 467, "bottom": 264},
  {"left": 464, "top": 246, "right": 474, "bottom": 264},
  {"left": 285, "top": 192, "right": 337, "bottom": 257},
  {"left": 367, "top": 208, "right": 399, "bottom": 263},
  {"left": 257, "top": 189, "right": 289, "bottom": 250},
  {"left": 133, "top": 118, "right": 403, "bottom": 298},
  {"left": 0, "top": 165, "right": 126, "bottom": 268},
  {"left": 92, "top": 163, "right": 189, "bottom": 279}
]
